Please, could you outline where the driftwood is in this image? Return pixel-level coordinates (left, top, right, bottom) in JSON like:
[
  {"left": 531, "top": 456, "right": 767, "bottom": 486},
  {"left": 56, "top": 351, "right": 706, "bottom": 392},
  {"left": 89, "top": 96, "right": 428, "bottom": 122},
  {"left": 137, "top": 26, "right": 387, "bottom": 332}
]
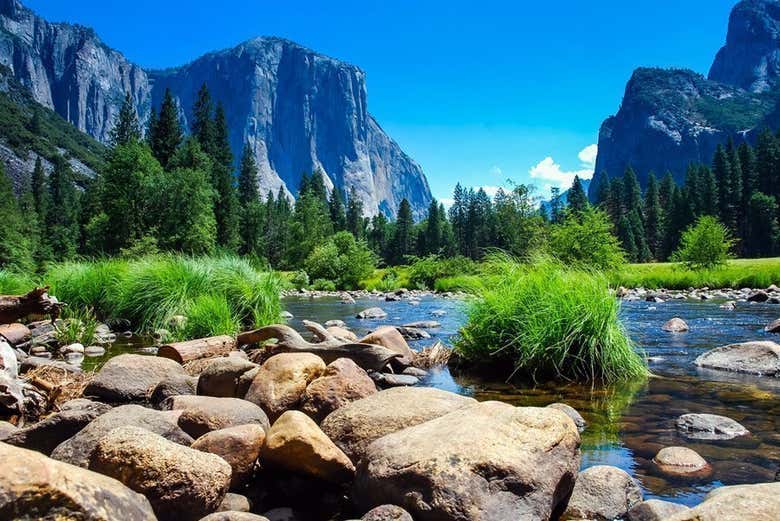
[
  {"left": 0, "top": 323, "right": 32, "bottom": 346},
  {"left": 158, "top": 335, "right": 236, "bottom": 364},
  {"left": 412, "top": 341, "right": 453, "bottom": 369},
  {"left": 238, "top": 323, "right": 400, "bottom": 371},
  {"left": 0, "top": 287, "right": 63, "bottom": 324}
]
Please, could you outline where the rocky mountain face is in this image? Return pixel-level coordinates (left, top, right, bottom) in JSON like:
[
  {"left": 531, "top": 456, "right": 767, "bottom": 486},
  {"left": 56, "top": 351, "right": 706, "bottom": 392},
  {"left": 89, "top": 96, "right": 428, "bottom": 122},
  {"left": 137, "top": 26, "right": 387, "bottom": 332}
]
[
  {"left": 0, "top": 0, "right": 431, "bottom": 218},
  {"left": 590, "top": 0, "right": 780, "bottom": 198}
]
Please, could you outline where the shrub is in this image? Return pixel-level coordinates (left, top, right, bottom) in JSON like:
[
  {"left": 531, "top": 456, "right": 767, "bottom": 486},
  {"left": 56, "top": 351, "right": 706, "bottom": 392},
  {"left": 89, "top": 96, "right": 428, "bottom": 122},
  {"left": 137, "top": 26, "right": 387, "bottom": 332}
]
[
  {"left": 456, "top": 255, "right": 647, "bottom": 383},
  {"left": 55, "top": 307, "right": 99, "bottom": 346},
  {"left": 548, "top": 208, "right": 626, "bottom": 270},
  {"left": 408, "top": 255, "right": 478, "bottom": 289},
  {"left": 672, "top": 215, "right": 735, "bottom": 270},
  {"left": 290, "top": 270, "right": 310, "bottom": 290},
  {"left": 311, "top": 278, "right": 337, "bottom": 291},
  {"left": 305, "top": 231, "right": 376, "bottom": 290}
]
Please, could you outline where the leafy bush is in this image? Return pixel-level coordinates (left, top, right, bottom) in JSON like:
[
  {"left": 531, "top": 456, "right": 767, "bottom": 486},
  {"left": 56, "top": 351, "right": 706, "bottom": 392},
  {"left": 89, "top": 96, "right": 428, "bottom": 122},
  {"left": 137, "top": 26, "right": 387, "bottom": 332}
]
[
  {"left": 672, "top": 216, "right": 735, "bottom": 270},
  {"left": 408, "top": 255, "right": 478, "bottom": 289},
  {"left": 548, "top": 208, "right": 626, "bottom": 270},
  {"left": 290, "top": 270, "right": 310, "bottom": 290},
  {"left": 55, "top": 307, "right": 99, "bottom": 346},
  {"left": 304, "top": 231, "right": 376, "bottom": 290},
  {"left": 311, "top": 278, "right": 337, "bottom": 291},
  {"left": 456, "top": 255, "right": 647, "bottom": 383}
]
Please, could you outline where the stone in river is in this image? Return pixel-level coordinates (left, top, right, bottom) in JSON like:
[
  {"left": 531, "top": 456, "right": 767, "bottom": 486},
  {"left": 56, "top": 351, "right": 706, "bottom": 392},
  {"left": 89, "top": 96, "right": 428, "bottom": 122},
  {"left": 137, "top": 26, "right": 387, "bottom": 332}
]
[
  {"left": 402, "top": 320, "right": 441, "bottom": 329},
  {"left": 662, "top": 317, "right": 689, "bottom": 332},
  {"left": 748, "top": 290, "right": 770, "bottom": 302},
  {"left": 325, "top": 320, "right": 345, "bottom": 328},
  {"left": 371, "top": 372, "right": 419, "bottom": 387},
  {"left": 663, "top": 482, "right": 780, "bottom": 521},
  {"left": 675, "top": 413, "right": 749, "bottom": 440},
  {"left": 356, "top": 307, "right": 388, "bottom": 319},
  {"left": 694, "top": 341, "right": 780, "bottom": 376},
  {"left": 652, "top": 446, "right": 710, "bottom": 476},
  {"left": 562, "top": 465, "right": 643, "bottom": 521},
  {"left": 764, "top": 318, "right": 780, "bottom": 333},
  {"left": 627, "top": 499, "right": 690, "bottom": 521}
]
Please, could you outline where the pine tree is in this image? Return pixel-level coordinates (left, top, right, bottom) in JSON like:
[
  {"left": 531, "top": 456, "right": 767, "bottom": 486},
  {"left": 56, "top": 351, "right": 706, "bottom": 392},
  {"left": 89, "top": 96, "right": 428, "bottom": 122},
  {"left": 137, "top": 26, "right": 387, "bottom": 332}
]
[
  {"left": 756, "top": 128, "right": 779, "bottom": 198},
  {"left": 424, "top": 198, "right": 442, "bottom": 255},
  {"left": 746, "top": 191, "right": 779, "bottom": 257},
  {"left": 329, "top": 188, "right": 347, "bottom": 232},
  {"left": 593, "top": 170, "right": 611, "bottom": 207},
  {"left": 31, "top": 157, "right": 48, "bottom": 220},
  {"left": 211, "top": 102, "right": 239, "bottom": 250},
  {"left": 629, "top": 209, "right": 651, "bottom": 262},
  {"left": 110, "top": 93, "right": 141, "bottom": 146},
  {"left": 567, "top": 175, "right": 588, "bottom": 214},
  {"left": 617, "top": 215, "right": 637, "bottom": 262},
  {"left": 150, "top": 88, "right": 182, "bottom": 169},
  {"left": 549, "top": 187, "right": 563, "bottom": 223},
  {"left": 192, "top": 83, "right": 214, "bottom": 154},
  {"left": 739, "top": 141, "right": 758, "bottom": 203},
  {"left": 238, "top": 144, "right": 261, "bottom": 255},
  {"left": 0, "top": 163, "right": 33, "bottom": 270},
  {"left": 644, "top": 172, "right": 663, "bottom": 259},
  {"left": 726, "top": 138, "right": 744, "bottom": 238},
  {"left": 659, "top": 172, "right": 675, "bottom": 210},
  {"left": 622, "top": 167, "right": 643, "bottom": 213},
  {"left": 345, "top": 187, "right": 364, "bottom": 239},
  {"left": 713, "top": 144, "right": 734, "bottom": 228},
  {"left": 699, "top": 165, "right": 718, "bottom": 216},
  {"left": 606, "top": 177, "right": 624, "bottom": 223},
  {"left": 390, "top": 198, "right": 414, "bottom": 264},
  {"left": 237, "top": 143, "right": 258, "bottom": 205},
  {"left": 368, "top": 213, "right": 390, "bottom": 260},
  {"left": 46, "top": 155, "right": 80, "bottom": 258},
  {"left": 449, "top": 183, "right": 467, "bottom": 255}
]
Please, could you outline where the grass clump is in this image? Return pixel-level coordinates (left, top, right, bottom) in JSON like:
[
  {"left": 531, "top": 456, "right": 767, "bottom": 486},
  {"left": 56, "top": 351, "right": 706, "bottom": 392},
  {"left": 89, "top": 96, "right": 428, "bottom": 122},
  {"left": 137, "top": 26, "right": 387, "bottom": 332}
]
[
  {"left": 609, "top": 257, "right": 780, "bottom": 289},
  {"left": 0, "top": 270, "right": 37, "bottom": 294},
  {"left": 55, "top": 307, "right": 99, "bottom": 346},
  {"left": 456, "top": 255, "right": 647, "bottom": 383},
  {"left": 181, "top": 294, "right": 241, "bottom": 339}
]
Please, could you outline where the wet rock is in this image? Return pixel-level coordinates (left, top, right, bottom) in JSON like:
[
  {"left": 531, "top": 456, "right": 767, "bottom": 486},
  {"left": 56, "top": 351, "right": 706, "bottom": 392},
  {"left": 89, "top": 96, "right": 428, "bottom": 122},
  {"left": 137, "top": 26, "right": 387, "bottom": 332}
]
[
  {"left": 694, "top": 341, "right": 780, "bottom": 376},
  {"left": 547, "top": 402, "right": 586, "bottom": 432},
  {"left": 562, "top": 465, "right": 643, "bottom": 520},
  {"left": 359, "top": 326, "right": 415, "bottom": 365},
  {"left": 281, "top": 311, "right": 294, "bottom": 320},
  {"left": 627, "top": 499, "right": 690, "bottom": 521},
  {"left": 202, "top": 512, "right": 269, "bottom": 521},
  {"left": 325, "top": 320, "right": 346, "bottom": 328},
  {"left": 84, "top": 345, "right": 106, "bottom": 356},
  {"left": 664, "top": 482, "right": 780, "bottom": 520},
  {"left": 217, "top": 492, "right": 251, "bottom": 512},
  {"left": 163, "top": 395, "right": 270, "bottom": 438},
  {"left": 84, "top": 353, "right": 187, "bottom": 402},
  {"left": 300, "top": 358, "right": 377, "bottom": 423},
  {"left": 764, "top": 318, "right": 780, "bottom": 333},
  {"left": 51, "top": 404, "right": 193, "bottom": 467},
  {"left": 394, "top": 326, "right": 430, "bottom": 340},
  {"left": 244, "top": 353, "right": 326, "bottom": 421},
  {"left": 149, "top": 374, "right": 198, "bottom": 408},
  {"left": 90, "top": 426, "right": 232, "bottom": 521},
  {"left": 662, "top": 317, "right": 689, "bottom": 332},
  {"left": 59, "top": 342, "right": 85, "bottom": 355},
  {"left": 402, "top": 320, "right": 441, "bottom": 329},
  {"left": 1, "top": 398, "right": 111, "bottom": 454},
  {"left": 356, "top": 307, "right": 387, "bottom": 320},
  {"left": 197, "top": 357, "right": 258, "bottom": 398},
  {"left": 0, "top": 442, "right": 157, "bottom": 520},
  {"left": 354, "top": 401, "right": 581, "bottom": 521},
  {"left": 192, "top": 424, "right": 265, "bottom": 488},
  {"left": 653, "top": 446, "right": 710, "bottom": 476},
  {"left": 675, "top": 413, "right": 750, "bottom": 440},
  {"left": 261, "top": 410, "right": 355, "bottom": 483},
  {"left": 361, "top": 504, "right": 413, "bottom": 520},
  {"left": 321, "top": 387, "right": 477, "bottom": 462},
  {"left": 748, "top": 290, "right": 770, "bottom": 302},
  {"left": 371, "top": 372, "right": 419, "bottom": 387},
  {"left": 401, "top": 366, "right": 428, "bottom": 378},
  {"left": 720, "top": 301, "right": 737, "bottom": 310}
]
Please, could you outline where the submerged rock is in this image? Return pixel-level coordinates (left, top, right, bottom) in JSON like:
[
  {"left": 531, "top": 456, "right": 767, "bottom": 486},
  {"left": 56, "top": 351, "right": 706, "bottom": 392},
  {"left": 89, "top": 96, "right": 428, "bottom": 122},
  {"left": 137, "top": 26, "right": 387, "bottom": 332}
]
[
  {"left": 84, "top": 353, "right": 187, "bottom": 402},
  {"left": 653, "top": 446, "right": 710, "bottom": 476},
  {"left": 562, "top": 465, "right": 643, "bottom": 521},
  {"left": 664, "top": 482, "right": 780, "bottom": 521},
  {"left": 354, "top": 401, "right": 581, "bottom": 521},
  {"left": 694, "top": 341, "right": 780, "bottom": 376},
  {"left": 662, "top": 317, "right": 689, "bottom": 332},
  {"left": 675, "top": 413, "right": 750, "bottom": 441}
]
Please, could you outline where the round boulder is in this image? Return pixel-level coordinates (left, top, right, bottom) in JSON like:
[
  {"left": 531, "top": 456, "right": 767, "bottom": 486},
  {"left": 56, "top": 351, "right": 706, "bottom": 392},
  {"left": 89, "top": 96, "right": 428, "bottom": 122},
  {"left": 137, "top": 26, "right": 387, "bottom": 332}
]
[
  {"left": 358, "top": 326, "right": 415, "bottom": 366},
  {"left": 627, "top": 499, "right": 690, "bottom": 521},
  {"left": 694, "top": 341, "right": 780, "bottom": 376},
  {"left": 300, "top": 358, "right": 377, "bottom": 423},
  {"left": 200, "top": 513, "right": 270, "bottom": 521},
  {"left": 662, "top": 318, "right": 689, "bottom": 333},
  {"left": 244, "top": 353, "right": 326, "bottom": 421},
  {"left": 149, "top": 374, "right": 198, "bottom": 408},
  {"left": 653, "top": 446, "right": 710, "bottom": 476},
  {"left": 192, "top": 424, "right": 265, "bottom": 488},
  {"left": 675, "top": 413, "right": 750, "bottom": 440},
  {"left": 546, "top": 402, "right": 586, "bottom": 432},
  {"left": 163, "top": 395, "right": 270, "bottom": 438},
  {"left": 561, "top": 465, "right": 643, "bottom": 521},
  {"left": 356, "top": 307, "right": 387, "bottom": 319},
  {"left": 83, "top": 353, "right": 187, "bottom": 402},
  {"left": 663, "top": 482, "right": 780, "bottom": 521},
  {"left": 197, "top": 357, "right": 258, "bottom": 398},
  {"left": 89, "top": 426, "right": 232, "bottom": 521},
  {"left": 362, "top": 504, "right": 413, "bottom": 521}
]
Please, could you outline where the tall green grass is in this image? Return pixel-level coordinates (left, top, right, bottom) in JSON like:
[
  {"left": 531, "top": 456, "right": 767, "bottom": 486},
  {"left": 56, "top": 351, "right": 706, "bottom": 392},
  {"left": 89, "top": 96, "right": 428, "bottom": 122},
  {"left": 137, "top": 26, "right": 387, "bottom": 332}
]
[
  {"left": 456, "top": 255, "right": 648, "bottom": 383},
  {"left": 609, "top": 258, "right": 780, "bottom": 289}
]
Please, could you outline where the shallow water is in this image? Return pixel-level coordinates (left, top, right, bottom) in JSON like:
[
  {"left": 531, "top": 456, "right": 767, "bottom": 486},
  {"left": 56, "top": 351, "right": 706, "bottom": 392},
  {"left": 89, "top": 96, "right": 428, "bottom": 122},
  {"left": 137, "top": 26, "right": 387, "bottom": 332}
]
[{"left": 284, "top": 294, "right": 780, "bottom": 506}]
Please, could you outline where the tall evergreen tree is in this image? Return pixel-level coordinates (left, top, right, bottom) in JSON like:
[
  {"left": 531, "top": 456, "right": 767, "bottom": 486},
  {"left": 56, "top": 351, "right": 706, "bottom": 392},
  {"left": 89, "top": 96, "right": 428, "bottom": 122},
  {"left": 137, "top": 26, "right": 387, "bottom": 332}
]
[
  {"left": 726, "top": 138, "right": 744, "bottom": 238},
  {"left": 237, "top": 144, "right": 262, "bottom": 256},
  {"left": 46, "top": 155, "right": 80, "bottom": 258},
  {"left": 0, "top": 163, "right": 33, "bottom": 270},
  {"left": 31, "top": 156, "right": 48, "bottom": 221},
  {"left": 424, "top": 198, "right": 442, "bottom": 255},
  {"left": 110, "top": 93, "right": 141, "bottom": 146},
  {"left": 329, "top": 188, "right": 347, "bottom": 232},
  {"left": 192, "top": 83, "right": 215, "bottom": 153},
  {"left": 549, "top": 187, "right": 563, "bottom": 223},
  {"left": 389, "top": 198, "right": 414, "bottom": 264},
  {"left": 699, "top": 165, "right": 719, "bottom": 216},
  {"left": 713, "top": 144, "right": 735, "bottom": 228},
  {"left": 567, "top": 175, "right": 589, "bottom": 214},
  {"left": 368, "top": 213, "right": 390, "bottom": 260},
  {"left": 150, "top": 88, "right": 182, "bottom": 169},
  {"left": 237, "top": 143, "right": 258, "bottom": 205},
  {"left": 617, "top": 215, "right": 637, "bottom": 262},
  {"left": 593, "top": 170, "right": 611, "bottom": 208},
  {"left": 746, "top": 192, "right": 779, "bottom": 257},
  {"left": 644, "top": 172, "right": 663, "bottom": 259},
  {"left": 346, "top": 186, "right": 364, "bottom": 239},
  {"left": 622, "top": 167, "right": 643, "bottom": 213},
  {"left": 211, "top": 102, "right": 239, "bottom": 250}
]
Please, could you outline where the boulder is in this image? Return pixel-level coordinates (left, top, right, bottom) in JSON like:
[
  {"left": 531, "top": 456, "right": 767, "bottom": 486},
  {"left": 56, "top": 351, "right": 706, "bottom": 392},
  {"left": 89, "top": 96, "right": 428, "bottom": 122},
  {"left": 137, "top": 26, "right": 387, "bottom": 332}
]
[
  {"left": 561, "top": 465, "right": 643, "bottom": 521},
  {"left": 354, "top": 401, "right": 581, "bottom": 521},
  {"left": 359, "top": 327, "right": 415, "bottom": 365},
  {"left": 300, "top": 358, "right": 377, "bottom": 423},
  {"left": 0, "top": 420, "right": 16, "bottom": 437},
  {"left": 0, "top": 442, "right": 156, "bottom": 520},
  {"left": 192, "top": 424, "right": 265, "bottom": 488},
  {"left": 676, "top": 413, "right": 750, "bottom": 440},
  {"left": 546, "top": 402, "right": 586, "bottom": 432},
  {"left": 217, "top": 492, "right": 251, "bottom": 512},
  {"left": 200, "top": 513, "right": 270, "bottom": 521},
  {"left": 197, "top": 357, "right": 258, "bottom": 398},
  {"left": 149, "top": 373, "right": 198, "bottom": 408},
  {"left": 748, "top": 290, "right": 770, "bottom": 302},
  {"left": 653, "top": 446, "right": 710, "bottom": 476},
  {"left": 163, "top": 395, "right": 270, "bottom": 438},
  {"left": 662, "top": 317, "right": 689, "bottom": 332},
  {"left": 765, "top": 318, "right": 780, "bottom": 333},
  {"left": 371, "top": 373, "right": 419, "bottom": 387},
  {"left": 325, "top": 320, "right": 346, "bottom": 328},
  {"left": 244, "top": 353, "right": 326, "bottom": 421},
  {"left": 84, "top": 353, "right": 187, "bottom": 402},
  {"left": 328, "top": 326, "right": 358, "bottom": 342},
  {"left": 356, "top": 307, "right": 387, "bottom": 319},
  {"left": 627, "top": 499, "right": 690, "bottom": 521},
  {"left": 665, "top": 482, "right": 780, "bottom": 521},
  {"left": 1, "top": 398, "right": 111, "bottom": 454},
  {"left": 237, "top": 366, "right": 260, "bottom": 397},
  {"left": 694, "top": 341, "right": 780, "bottom": 376},
  {"left": 361, "top": 505, "right": 414, "bottom": 521},
  {"left": 84, "top": 345, "right": 106, "bottom": 357},
  {"left": 261, "top": 410, "right": 355, "bottom": 483},
  {"left": 51, "top": 403, "right": 193, "bottom": 467},
  {"left": 90, "top": 426, "right": 232, "bottom": 521},
  {"left": 321, "top": 387, "right": 477, "bottom": 462}
]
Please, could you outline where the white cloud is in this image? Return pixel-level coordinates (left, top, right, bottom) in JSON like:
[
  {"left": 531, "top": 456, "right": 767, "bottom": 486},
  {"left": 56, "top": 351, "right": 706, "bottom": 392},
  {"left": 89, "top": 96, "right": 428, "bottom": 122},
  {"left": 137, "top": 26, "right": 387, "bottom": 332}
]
[
  {"left": 578, "top": 144, "right": 598, "bottom": 168},
  {"left": 528, "top": 144, "right": 597, "bottom": 191}
]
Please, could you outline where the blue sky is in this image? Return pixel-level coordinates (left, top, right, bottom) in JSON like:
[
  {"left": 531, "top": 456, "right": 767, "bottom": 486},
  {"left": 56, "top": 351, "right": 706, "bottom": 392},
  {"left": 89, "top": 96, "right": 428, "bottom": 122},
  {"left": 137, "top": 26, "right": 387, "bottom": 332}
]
[{"left": 26, "top": 0, "right": 737, "bottom": 202}]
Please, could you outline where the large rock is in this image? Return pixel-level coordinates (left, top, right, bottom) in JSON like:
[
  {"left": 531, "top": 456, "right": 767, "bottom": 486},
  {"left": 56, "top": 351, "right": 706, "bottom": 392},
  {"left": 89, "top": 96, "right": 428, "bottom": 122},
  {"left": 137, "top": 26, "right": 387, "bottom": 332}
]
[
  {"left": 546, "top": 403, "right": 586, "bottom": 433},
  {"left": 51, "top": 403, "right": 193, "bottom": 467},
  {"left": 764, "top": 318, "right": 780, "bottom": 333},
  {"left": 653, "top": 446, "right": 710, "bottom": 476},
  {"left": 358, "top": 327, "right": 415, "bottom": 365},
  {"left": 662, "top": 317, "right": 689, "bottom": 332},
  {"left": 0, "top": 420, "right": 16, "bottom": 437},
  {"left": 676, "top": 413, "right": 750, "bottom": 440},
  {"left": 361, "top": 505, "right": 414, "bottom": 521},
  {"left": 665, "top": 482, "right": 780, "bottom": 521},
  {"left": 149, "top": 373, "right": 198, "bottom": 408},
  {"left": 300, "top": 358, "right": 377, "bottom": 423},
  {"left": 1, "top": 398, "right": 111, "bottom": 454},
  {"left": 198, "top": 357, "right": 258, "bottom": 398},
  {"left": 694, "top": 341, "right": 780, "bottom": 376},
  {"left": 90, "top": 426, "right": 232, "bottom": 521},
  {"left": 244, "top": 353, "right": 326, "bottom": 421},
  {"left": 261, "top": 410, "right": 355, "bottom": 483},
  {"left": 321, "top": 387, "right": 476, "bottom": 462},
  {"left": 84, "top": 353, "right": 187, "bottom": 402},
  {"left": 356, "top": 307, "right": 387, "bottom": 320},
  {"left": 192, "top": 424, "right": 266, "bottom": 488},
  {"left": 163, "top": 395, "right": 270, "bottom": 438},
  {"left": 200, "top": 513, "right": 270, "bottom": 521},
  {"left": 627, "top": 499, "right": 690, "bottom": 521},
  {"left": 0, "top": 442, "right": 156, "bottom": 520},
  {"left": 354, "top": 401, "right": 581, "bottom": 521},
  {"left": 561, "top": 465, "right": 643, "bottom": 521}
]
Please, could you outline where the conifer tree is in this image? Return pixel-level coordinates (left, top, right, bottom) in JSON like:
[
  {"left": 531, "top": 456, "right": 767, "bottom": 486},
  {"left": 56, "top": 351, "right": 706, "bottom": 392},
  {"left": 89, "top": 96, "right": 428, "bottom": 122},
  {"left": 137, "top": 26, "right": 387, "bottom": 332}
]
[
  {"left": 746, "top": 192, "right": 779, "bottom": 257},
  {"left": 549, "top": 187, "right": 563, "bottom": 223},
  {"left": 0, "top": 163, "right": 33, "bottom": 270},
  {"left": 110, "top": 93, "right": 141, "bottom": 146},
  {"left": 617, "top": 215, "right": 637, "bottom": 262},
  {"left": 713, "top": 144, "right": 734, "bottom": 228},
  {"left": 644, "top": 172, "right": 663, "bottom": 259},
  {"left": 329, "top": 188, "right": 347, "bottom": 232},
  {"left": 424, "top": 198, "right": 442, "bottom": 255},
  {"left": 726, "top": 138, "right": 744, "bottom": 237},
  {"left": 192, "top": 83, "right": 214, "bottom": 153},
  {"left": 31, "top": 156, "right": 48, "bottom": 221},
  {"left": 389, "top": 198, "right": 414, "bottom": 264},
  {"left": 237, "top": 143, "right": 258, "bottom": 205},
  {"left": 150, "top": 88, "right": 182, "bottom": 169},
  {"left": 567, "top": 175, "right": 588, "bottom": 214},
  {"left": 346, "top": 187, "right": 364, "bottom": 239},
  {"left": 237, "top": 144, "right": 261, "bottom": 256},
  {"left": 699, "top": 165, "right": 718, "bottom": 216},
  {"left": 368, "top": 213, "right": 389, "bottom": 259},
  {"left": 622, "top": 167, "right": 643, "bottom": 213},
  {"left": 593, "top": 170, "right": 611, "bottom": 207},
  {"left": 46, "top": 155, "right": 80, "bottom": 259},
  {"left": 211, "top": 102, "right": 239, "bottom": 250}
]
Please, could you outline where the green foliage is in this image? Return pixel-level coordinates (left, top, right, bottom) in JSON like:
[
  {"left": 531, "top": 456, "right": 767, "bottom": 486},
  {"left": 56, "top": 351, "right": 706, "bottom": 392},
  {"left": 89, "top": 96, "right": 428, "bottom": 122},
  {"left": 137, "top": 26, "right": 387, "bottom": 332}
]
[
  {"left": 180, "top": 294, "right": 240, "bottom": 340},
  {"left": 55, "top": 307, "right": 99, "bottom": 346},
  {"left": 456, "top": 255, "right": 647, "bottom": 383},
  {"left": 149, "top": 88, "right": 182, "bottom": 169},
  {"left": 290, "top": 270, "right": 309, "bottom": 290},
  {"left": 311, "top": 278, "right": 337, "bottom": 291},
  {"left": 407, "top": 255, "right": 478, "bottom": 289},
  {"left": 0, "top": 163, "right": 34, "bottom": 270},
  {"left": 672, "top": 215, "right": 735, "bottom": 270},
  {"left": 548, "top": 208, "right": 626, "bottom": 270},
  {"left": 304, "top": 231, "right": 376, "bottom": 290},
  {"left": 0, "top": 270, "right": 36, "bottom": 294},
  {"left": 109, "top": 93, "right": 141, "bottom": 146}
]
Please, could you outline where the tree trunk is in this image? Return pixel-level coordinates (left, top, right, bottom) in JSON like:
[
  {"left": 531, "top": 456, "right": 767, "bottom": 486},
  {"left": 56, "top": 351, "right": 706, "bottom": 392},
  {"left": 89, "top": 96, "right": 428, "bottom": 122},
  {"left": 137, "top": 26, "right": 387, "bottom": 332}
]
[
  {"left": 0, "top": 288, "right": 63, "bottom": 324},
  {"left": 157, "top": 335, "right": 236, "bottom": 364}
]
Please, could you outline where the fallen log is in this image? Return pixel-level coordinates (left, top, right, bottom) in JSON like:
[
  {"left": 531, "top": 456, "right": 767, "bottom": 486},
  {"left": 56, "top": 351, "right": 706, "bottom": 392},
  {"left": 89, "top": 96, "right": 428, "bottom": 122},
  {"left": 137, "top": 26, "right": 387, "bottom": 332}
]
[
  {"left": 238, "top": 323, "right": 400, "bottom": 371},
  {"left": 157, "top": 335, "right": 236, "bottom": 364},
  {"left": 0, "top": 323, "right": 32, "bottom": 346},
  {"left": 0, "top": 288, "right": 63, "bottom": 324}
]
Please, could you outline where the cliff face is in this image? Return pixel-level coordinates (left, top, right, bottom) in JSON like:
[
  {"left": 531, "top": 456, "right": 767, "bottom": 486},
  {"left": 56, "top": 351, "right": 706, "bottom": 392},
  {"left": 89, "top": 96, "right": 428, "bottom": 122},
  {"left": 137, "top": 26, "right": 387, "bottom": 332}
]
[
  {"left": 590, "top": 0, "right": 780, "bottom": 198},
  {"left": 0, "top": 0, "right": 431, "bottom": 217}
]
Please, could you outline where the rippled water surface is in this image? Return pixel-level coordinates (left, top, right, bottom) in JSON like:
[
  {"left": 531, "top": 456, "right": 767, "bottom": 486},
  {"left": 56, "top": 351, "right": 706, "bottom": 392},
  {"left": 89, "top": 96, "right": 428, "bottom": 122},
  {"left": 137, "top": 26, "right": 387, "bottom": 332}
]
[{"left": 284, "top": 294, "right": 780, "bottom": 506}]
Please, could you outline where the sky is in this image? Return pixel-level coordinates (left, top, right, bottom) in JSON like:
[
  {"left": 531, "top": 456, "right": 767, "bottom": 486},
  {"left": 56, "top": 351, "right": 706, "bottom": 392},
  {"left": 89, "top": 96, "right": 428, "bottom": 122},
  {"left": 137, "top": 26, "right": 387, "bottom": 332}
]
[{"left": 26, "top": 0, "right": 738, "bottom": 202}]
